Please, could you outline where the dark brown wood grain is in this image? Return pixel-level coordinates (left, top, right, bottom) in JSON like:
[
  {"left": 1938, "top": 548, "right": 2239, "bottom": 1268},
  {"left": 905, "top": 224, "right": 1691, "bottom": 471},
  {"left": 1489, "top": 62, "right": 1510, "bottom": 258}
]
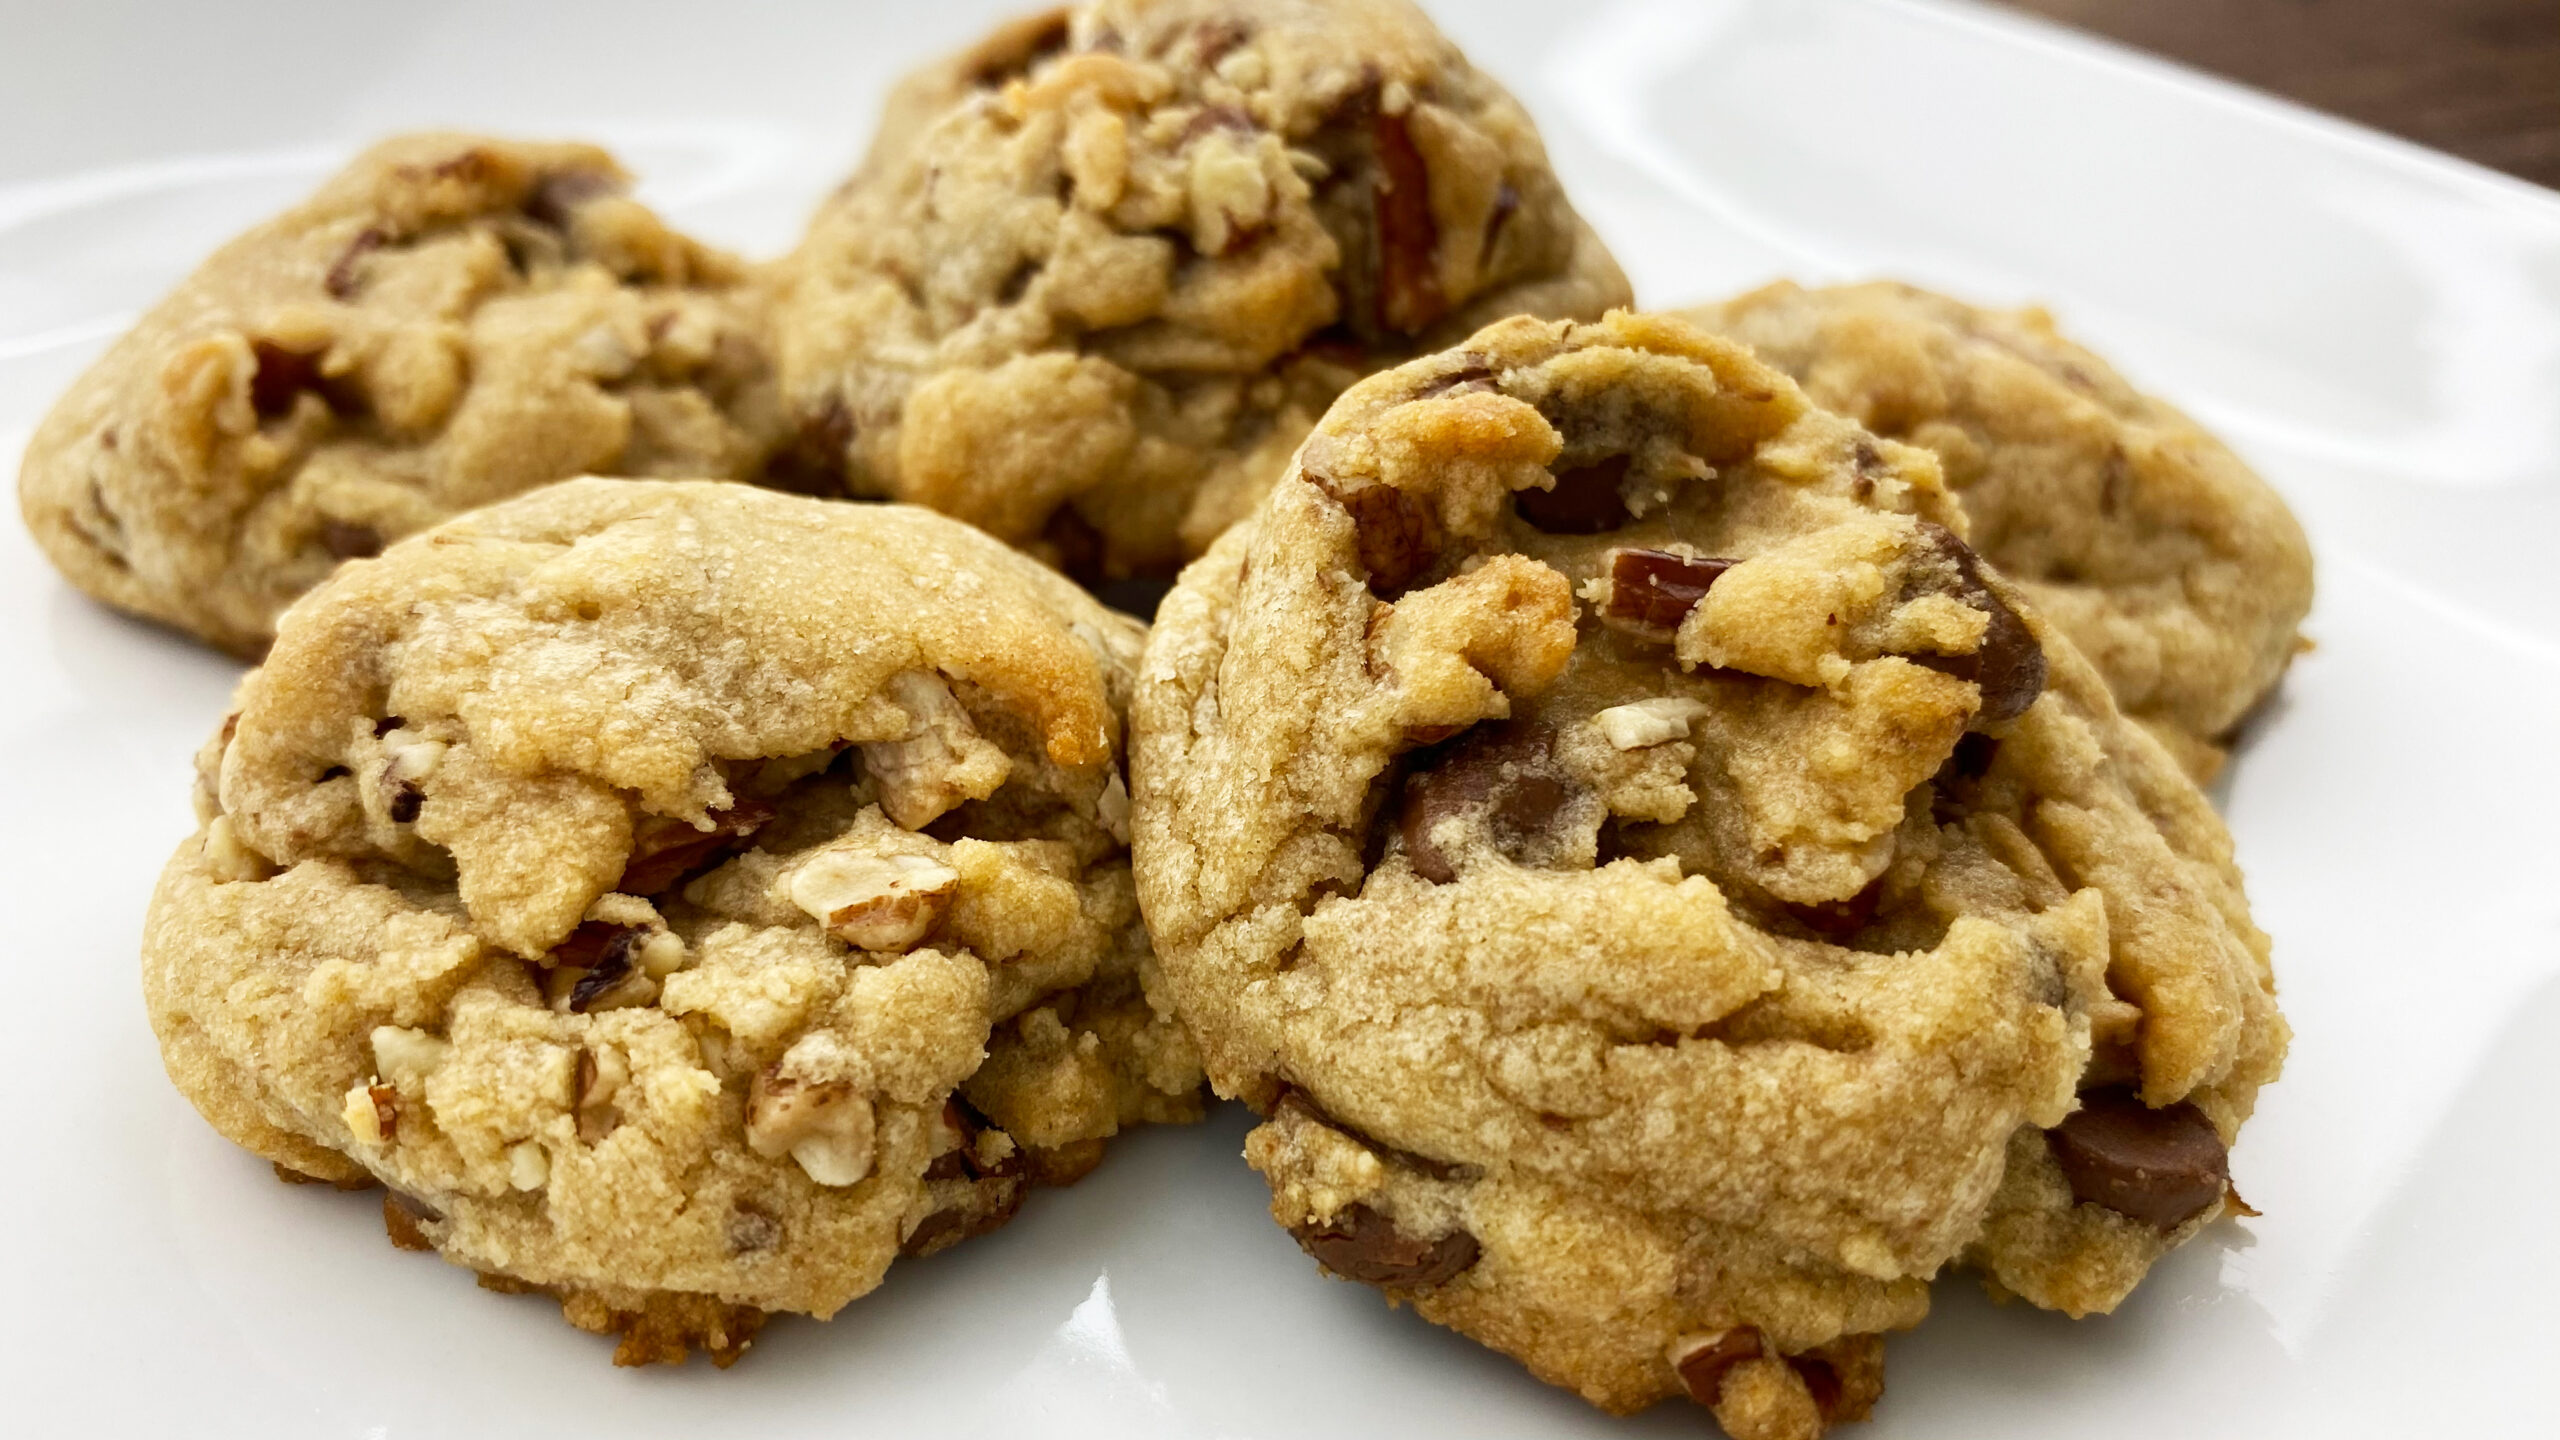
[{"left": 1998, "top": 0, "right": 2560, "bottom": 188}]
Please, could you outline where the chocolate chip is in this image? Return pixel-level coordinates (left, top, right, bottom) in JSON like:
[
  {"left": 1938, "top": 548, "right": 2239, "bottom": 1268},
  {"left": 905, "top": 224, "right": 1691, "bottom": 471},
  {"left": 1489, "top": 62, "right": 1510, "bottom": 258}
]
[
  {"left": 1907, "top": 524, "right": 2047, "bottom": 724},
  {"left": 320, "top": 520, "right": 383, "bottom": 559},
  {"left": 1515, "top": 454, "right": 1634, "bottom": 534},
  {"left": 1367, "top": 105, "right": 1445, "bottom": 336},
  {"left": 1673, "top": 1329, "right": 1763, "bottom": 1407},
  {"left": 324, "top": 226, "right": 385, "bottom": 299},
  {"left": 1309, "top": 471, "right": 1441, "bottom": 595},
  {"left": 1290, "top": 1203, "right": 1479, "bottom": 1288},
  {"left": 1602, "top": 547, "right": 1733, "bottom": 639},
  {"left": 387, "top": 783, "right": 423, "bottom": 824},
  {"left": 2046, "top": 1087, "right": 2229, "bottom": 1229},
  {"left": 523, "top": 168, "right": 619, "bottom": 230},
  {"left": 1397, "top": 723, "right": 1578, "bottom": 883},
  {"left": 618, "top": 798, "right": 776, "bottom": 896}
]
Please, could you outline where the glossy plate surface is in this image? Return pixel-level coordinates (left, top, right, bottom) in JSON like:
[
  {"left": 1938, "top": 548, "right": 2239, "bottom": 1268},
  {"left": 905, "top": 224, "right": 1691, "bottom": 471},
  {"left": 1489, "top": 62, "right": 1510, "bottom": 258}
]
[{"left": 3, "top": 1, "right": 2554, "bottom": 1434}]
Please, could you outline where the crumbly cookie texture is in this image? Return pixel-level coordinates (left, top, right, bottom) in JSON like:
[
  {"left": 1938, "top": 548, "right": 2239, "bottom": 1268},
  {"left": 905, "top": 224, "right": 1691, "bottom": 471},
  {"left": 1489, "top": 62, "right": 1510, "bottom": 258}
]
[
  {"left": 769, "top": 0, "right": 1631, "bottom": 584},
  {"left": 144, "top": 480, "right": 1203, "bottom": 1364},
  {"left": 19, "top": 133, "right": 785, "bottom": 657},
  {"left": 1688, "top": 281, "right": 2313, "bottom": 779},
  {"left": 1131, "top": 313, "right": 2285, "bottom": 1436}
]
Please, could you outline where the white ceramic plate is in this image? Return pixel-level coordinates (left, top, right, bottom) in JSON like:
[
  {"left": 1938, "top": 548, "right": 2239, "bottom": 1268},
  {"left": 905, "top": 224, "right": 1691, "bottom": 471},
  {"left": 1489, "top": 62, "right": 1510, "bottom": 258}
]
[{"left": 4, "top": 1, "right": 2554, "bottom": 1434}]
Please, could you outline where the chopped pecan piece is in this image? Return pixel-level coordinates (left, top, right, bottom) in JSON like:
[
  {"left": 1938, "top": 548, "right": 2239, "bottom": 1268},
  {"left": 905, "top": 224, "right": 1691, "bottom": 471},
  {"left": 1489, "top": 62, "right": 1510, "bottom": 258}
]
[
  {"left": 1310, "top": 471, "right": 1441, "bottom": 594},
  {"left": 619, "top": 798, "right": 776, "bottom": 896},
  {"left": 1367, "top": 105, "right": 1445, "bottom": 334},
  {"left": 1603, "top": 547, "right": 1733, "bottom": 639}
]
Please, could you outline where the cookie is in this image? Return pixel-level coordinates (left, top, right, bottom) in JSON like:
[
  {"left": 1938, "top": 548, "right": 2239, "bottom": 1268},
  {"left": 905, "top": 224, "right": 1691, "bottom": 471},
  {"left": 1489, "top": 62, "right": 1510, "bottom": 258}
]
[
  {"left": 18, "top": 133, "right": 783, "bottom": 657},
  {"left": 768, "top": 0, "right": 1631, "bottom": 587},
  {"left": 1687, "top": 281, "right": 2314, "bottom": 778},
  {"left": 1130, "top": 313, "right": 2285, "bottom": 1435},
  {"left": 144, "top": 479, "right": 1203, "bottom": 1364}
]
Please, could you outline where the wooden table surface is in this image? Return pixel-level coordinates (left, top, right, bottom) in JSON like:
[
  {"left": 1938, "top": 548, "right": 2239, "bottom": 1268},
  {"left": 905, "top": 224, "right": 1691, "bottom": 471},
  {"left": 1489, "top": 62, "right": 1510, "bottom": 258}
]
[{"left": 1998, "top": 0, "right": 2560, "bottom": 188}]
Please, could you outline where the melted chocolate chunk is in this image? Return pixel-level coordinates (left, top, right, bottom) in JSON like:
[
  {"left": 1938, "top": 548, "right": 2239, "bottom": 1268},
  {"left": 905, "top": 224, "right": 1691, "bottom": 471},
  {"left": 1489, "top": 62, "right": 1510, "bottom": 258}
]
[
  {"left": 2046, "top": 1087, "right": 2229, "bottom": 1228},
  {"left": 1602, "top": 547, "right": 1733, "bottom": 638},
  {"left": 1289, "top": 1203, "right": 1479, "bottom": 1288},
  {"left": 1515, "top": 454, "right": 1634, "bottom": 534},
  {"left": 619, "top": 799, "right": 776, "bottom": 896},
  {"left": 1396, "top": 723, "right": 1576, "bottom": 883},
  {"left": 1908, "top": 523, "right": 2047, "bottom": 724},
  {"left": 1310, "top": 471, "right": 1441, "bottom": 595}
]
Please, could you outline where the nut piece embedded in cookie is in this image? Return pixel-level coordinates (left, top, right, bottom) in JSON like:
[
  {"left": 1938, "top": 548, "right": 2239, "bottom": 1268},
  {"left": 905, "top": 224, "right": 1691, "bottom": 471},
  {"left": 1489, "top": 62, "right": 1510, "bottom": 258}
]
[
  {"left": 1132, "top": 310, "right": 2285, "bottom": 1425},
  {"left": 141, "top": 480, "right": 1205, "bottom": 1364},
  {"left": 789, "top": 852, "right": 961, "bottom": 952}
]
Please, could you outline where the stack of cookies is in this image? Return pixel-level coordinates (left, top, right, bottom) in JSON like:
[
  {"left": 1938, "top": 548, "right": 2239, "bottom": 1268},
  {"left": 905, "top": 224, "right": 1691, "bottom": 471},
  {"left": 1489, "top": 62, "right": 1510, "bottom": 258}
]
[{"left": 17, "top": 2, "right": 2309, "bottom": 1437}]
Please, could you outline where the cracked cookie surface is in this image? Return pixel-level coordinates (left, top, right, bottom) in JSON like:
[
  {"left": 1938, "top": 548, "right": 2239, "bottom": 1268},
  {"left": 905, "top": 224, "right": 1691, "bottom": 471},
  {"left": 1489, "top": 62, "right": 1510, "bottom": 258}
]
[
  {"left": 768, "top": 0, "right": 1630, "bottom": 585},
  {"left": 1688, "top": 281, "right": 2314, "bottom": 779},
  {"left": 144, "top": 480, "right": 1203, "bottom": 1363},
  {"left": 1130, "top": 313, "right": 2285, "bottom": 1437},
  {"left": 19, "top": 133, "right": 783, "bottom": 656}
]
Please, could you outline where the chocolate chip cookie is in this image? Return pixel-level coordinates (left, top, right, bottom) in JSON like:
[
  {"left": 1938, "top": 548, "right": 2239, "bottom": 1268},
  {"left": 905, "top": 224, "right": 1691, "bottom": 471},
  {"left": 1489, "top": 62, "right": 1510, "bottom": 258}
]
[
  {"left": 1130, "top": 313, "right": 2286, "bottom": 1436},
  {"left": 144, "top": 480, "right": 1203, "bottom": 1364},
  {"left": 19, "top": 134, "right": 783, "bottom": 657},
  {"left": 768, "top": 0, "right": 1631, "bottom": 587},
  {"left": 1688, "top": 281, "right": 2314, "bottom": 779}
]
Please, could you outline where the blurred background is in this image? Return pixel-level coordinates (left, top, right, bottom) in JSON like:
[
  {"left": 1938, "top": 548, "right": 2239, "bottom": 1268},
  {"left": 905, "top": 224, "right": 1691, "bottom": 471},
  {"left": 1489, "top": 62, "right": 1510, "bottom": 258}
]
[{"left": 2003, "top": 0, "right": 2560, "bottom": 186}]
